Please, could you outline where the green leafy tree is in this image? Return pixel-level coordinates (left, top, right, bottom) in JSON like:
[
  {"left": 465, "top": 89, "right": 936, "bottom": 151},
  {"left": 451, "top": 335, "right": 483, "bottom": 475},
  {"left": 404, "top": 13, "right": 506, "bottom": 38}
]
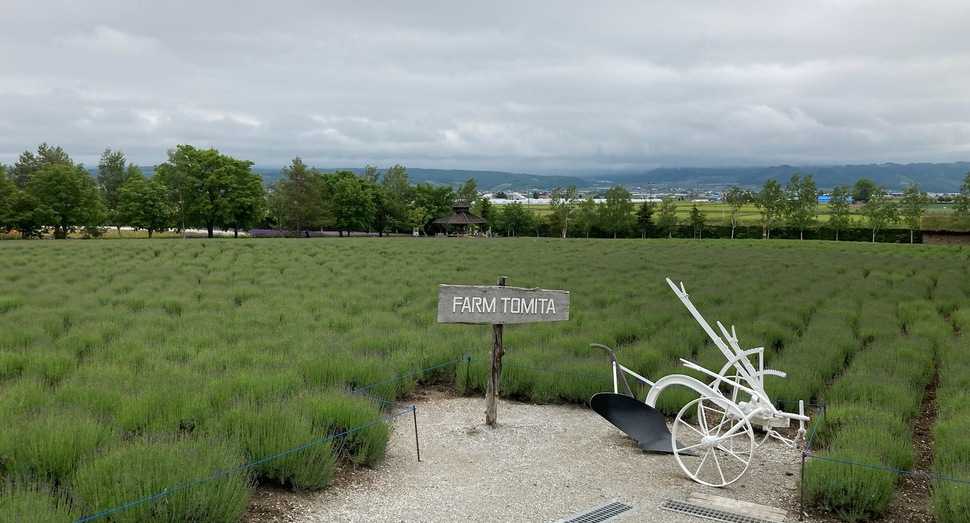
[
  {"left": 785, "top": 173, "right": 818, "bottom": 240},
  {"left": 953, "top": 171, "right": 970, "bottom": 218},
  {"left": 8, "top": 190, "right": 44, "bottom": 238},
  {"left": 156, "top": 145, "right": 263, "bottom": 238},
  {"left": 754, "top": 178, "right": 785, "bottom": 239},
  {"left": 221, "top": 157, "right": 267, "bottom": 237},
  {"left": 0, "top": 165, "right": 14, "bottom": 230},
  {"left": 409, "top": 183, "right": 454, "bottom": 235},
  {"left": 407, "top": 206, "right": 431, "bottom": 236},
  {"left": 472, "top": 198, "right": 493, "bottom": 232},
  {"left": 97, "top": 148, "right": 127, "bottom": 207},
  {"left": 689, "top": 204, "right": 707, "bottom": 238},
  {"left": 366, "top": 177, "right": 389, "bottom": 235},
  {"left": 361, "top": 165, "right": 381, "bottom": 184},
  {"left": 495, "top": 202, "right": 534, "bottom": 237},
  {"left": 379, "top": 164, "right": 411, "bottom": 234},
  {"left": 860, "top": 185, "right": 898, "bottom": 242},
  {"left": 10, "top": 143, "right": 72, "bottom": 189},
  {"left": 269, "top": 157, "right": 328, "bottom": 236},
  {"left": 852, "top": 178, "right": 878, "bottom": 203},
  {"left": 154, "top": 147, "right": 192, "bottom": 235},
  {"left": 574, "top": 196, "right": 599, "bottom": 238},
  {"left": 899, "top": 182, "right": 931, "bottom": 244},
  {"left": 325, "top": 170, "right": 377, "bottom": 236},
  {"left": 117, "top": 173, "right": 173, "bottom": 238},
  {"left": 657, "top": 198, "right": 679, "bottom": 239},
  {"left": 531, "top": 213, "right": 548, "bottom": 237},
  {"left": 828, "top": 184, "right": 852, "bottom": 241},
  {"left": 635, "top": 200, "right": 655, "bottom": 239},
  {"left": 549, "top": 185, "right": 578, "bottom": 238},
  {"left": 28, "top": 163, "right": 106, "bottom": 239},
  {"left": 155, "top": 145, "right": 217, "bottom": 236},
  {"left": 598, "top": 185, "right": 635, "bottom": 238},
  {"left": 723, "top": 186, "right": 750, "bottom": 239},
  {"left": 97, "top": 148, "right": 141, "bottom": 236},
  {"left": 456, "top": 178, "right": 478, "bottom": 204}
]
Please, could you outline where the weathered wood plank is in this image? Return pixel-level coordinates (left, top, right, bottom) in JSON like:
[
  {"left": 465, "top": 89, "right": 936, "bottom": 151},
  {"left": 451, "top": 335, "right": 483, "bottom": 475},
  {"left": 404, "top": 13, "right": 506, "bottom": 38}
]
[{"left": 687, "top": 491, "right": 788, "bottom": 521}]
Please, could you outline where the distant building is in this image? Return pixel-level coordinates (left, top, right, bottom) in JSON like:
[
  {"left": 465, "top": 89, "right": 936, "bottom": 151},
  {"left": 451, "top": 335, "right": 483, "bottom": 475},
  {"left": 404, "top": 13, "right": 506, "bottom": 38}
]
[
  {"left": 432, "top": 200, "right": 487, "bottom": 235},
  {"left": 818, "top": 195, "right": 853, "bottom": 203}
]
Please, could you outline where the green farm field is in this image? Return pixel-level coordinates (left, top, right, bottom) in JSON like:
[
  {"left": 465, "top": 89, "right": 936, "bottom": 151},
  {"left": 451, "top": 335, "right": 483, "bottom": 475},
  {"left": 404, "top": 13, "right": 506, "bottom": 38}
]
[
  {"left": 516, "top": 200, "right": 970, "bottom": 228},
  {"left": 1, "top": 238, "right": 969, "bottom": 522}
]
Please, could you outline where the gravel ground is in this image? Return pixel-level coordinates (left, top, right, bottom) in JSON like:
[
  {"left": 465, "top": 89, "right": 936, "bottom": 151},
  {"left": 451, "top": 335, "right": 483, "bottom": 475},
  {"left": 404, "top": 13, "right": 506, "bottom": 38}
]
[{"left": 267, "top": 389, "right": 820, "bottom": 523}]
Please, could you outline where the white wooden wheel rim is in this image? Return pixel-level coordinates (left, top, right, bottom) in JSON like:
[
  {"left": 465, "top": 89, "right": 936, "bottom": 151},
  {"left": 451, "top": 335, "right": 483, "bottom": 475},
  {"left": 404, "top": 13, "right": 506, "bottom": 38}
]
[{"left": 671, "top": 395, "right": 755, "bottom": 487}]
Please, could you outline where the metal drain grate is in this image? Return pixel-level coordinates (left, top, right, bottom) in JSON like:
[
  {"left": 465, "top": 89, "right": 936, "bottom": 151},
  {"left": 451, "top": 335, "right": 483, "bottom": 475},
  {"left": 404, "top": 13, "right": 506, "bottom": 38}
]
[
  {"left": 661, "top": 499, "right": 784, "bottom": 523},
  {"left": 555, "top": 500, "right": 636, "bottom": 523}
]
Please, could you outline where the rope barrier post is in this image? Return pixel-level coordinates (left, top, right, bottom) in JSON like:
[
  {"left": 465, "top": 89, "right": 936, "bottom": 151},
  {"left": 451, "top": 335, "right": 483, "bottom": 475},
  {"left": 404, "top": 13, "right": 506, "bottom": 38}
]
[
  {"left": 800, "top": 452, "right": 806, "bottom": 521},
  {"left": 412, "top": 407, "right": 421, "bottom": 462}
]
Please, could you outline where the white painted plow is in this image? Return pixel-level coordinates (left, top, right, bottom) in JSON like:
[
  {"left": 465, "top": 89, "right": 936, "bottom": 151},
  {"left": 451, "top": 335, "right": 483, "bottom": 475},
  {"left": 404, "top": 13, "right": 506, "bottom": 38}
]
[{"left": 590, "top": 278, "right": 809, "bottom": 487}]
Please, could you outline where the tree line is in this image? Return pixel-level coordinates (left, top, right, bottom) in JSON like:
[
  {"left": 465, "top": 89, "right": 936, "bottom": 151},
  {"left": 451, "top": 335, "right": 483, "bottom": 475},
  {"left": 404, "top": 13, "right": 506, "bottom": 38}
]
[
  {"left": 0, "top": 144, "right": 477, "bottom": 239},
  {"left": 3, "top": 143, "right": 970, "bottom": 241},
  {"left": 495, "top": 173, "right": 970, "bottom": 243}
]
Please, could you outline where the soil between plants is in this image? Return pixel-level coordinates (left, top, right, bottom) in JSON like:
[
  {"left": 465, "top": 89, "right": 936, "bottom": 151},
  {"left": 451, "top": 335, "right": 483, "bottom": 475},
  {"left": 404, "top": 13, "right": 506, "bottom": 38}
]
[{"left": 242, "top": 386, "right": 935, "bottom": 523}]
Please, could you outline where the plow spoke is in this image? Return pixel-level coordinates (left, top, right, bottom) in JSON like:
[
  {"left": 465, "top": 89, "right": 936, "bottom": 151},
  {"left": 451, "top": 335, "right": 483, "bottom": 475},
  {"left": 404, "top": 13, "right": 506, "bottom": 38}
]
[{"left": 672, "top": 396, "right": 755, "bottom": 487}]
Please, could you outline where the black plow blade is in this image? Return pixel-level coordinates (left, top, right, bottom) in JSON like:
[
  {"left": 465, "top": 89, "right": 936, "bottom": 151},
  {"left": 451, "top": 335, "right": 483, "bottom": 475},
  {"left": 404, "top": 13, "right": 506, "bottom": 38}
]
[{"left": 590, "top": 392, "right": 696, "bottom": 456}]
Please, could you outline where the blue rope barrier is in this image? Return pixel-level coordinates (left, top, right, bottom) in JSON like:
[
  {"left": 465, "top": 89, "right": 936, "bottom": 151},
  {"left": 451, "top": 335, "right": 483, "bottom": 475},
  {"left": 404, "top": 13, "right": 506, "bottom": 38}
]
[
  {"left": 350, "top": 357, "right": 466, "bottom": 410},
  {"left": 352, "top": 357, "right": 466, "bottom": 395},
  {"left": 802, "top": 453, "right": 970, "bottom": 485},
  {"left": 74, "top": 358, "right": 468, "bottom": 522}
]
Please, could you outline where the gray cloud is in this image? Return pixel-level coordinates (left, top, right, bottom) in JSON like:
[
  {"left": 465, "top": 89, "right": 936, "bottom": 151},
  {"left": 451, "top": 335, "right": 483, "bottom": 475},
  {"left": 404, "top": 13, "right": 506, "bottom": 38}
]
[{"left": 2, "top": 1, "right": 968, "bottom": 172}]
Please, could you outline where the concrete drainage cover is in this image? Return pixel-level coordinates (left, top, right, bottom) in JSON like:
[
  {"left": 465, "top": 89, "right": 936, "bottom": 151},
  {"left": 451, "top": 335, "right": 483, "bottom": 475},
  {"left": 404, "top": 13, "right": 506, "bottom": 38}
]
[{"left": 555, "top": 500, "right": 636, "bottom": 523}]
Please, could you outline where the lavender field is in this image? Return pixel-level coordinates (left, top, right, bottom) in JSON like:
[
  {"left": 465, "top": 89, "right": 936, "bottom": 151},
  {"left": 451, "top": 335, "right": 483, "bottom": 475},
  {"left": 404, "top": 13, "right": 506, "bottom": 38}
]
[{"left": 0, "top": 237, "right": 967, "bottom": 521}]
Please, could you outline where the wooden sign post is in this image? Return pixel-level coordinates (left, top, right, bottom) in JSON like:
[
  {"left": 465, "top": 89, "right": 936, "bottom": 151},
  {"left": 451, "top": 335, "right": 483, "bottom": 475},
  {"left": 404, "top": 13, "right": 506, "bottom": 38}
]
[{"left": 438, "top": 277, "right": 569, "bottom": 425}]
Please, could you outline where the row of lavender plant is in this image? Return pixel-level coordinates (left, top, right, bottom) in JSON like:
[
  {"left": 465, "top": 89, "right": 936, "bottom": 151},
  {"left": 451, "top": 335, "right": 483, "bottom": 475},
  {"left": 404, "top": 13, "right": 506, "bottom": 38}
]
[
  {"left": 802, "top": 268, "right": 956, "bottom": 521},
  {"left": 931, "top": 304, "right": 970, "bottom": 522}
]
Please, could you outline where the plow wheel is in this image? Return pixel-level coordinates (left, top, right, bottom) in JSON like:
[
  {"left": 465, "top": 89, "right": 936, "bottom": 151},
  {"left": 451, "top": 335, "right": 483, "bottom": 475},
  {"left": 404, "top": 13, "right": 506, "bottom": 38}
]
[{"left": 671, "top": 396, "right": 755, "bottom": 487}]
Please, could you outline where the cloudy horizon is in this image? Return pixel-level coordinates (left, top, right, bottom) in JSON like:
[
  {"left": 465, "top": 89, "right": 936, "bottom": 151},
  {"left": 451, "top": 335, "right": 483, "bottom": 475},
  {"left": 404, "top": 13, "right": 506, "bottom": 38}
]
[{"left": 2, "top": 1, "right": 968, "bottom": 173}]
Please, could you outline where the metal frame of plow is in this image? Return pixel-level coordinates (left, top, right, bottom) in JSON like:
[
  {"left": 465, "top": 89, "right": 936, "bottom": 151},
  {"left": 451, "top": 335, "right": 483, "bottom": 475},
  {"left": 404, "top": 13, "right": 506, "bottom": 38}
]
[{"left": 589, "top": 278, "right": 810, "bottom": 488}]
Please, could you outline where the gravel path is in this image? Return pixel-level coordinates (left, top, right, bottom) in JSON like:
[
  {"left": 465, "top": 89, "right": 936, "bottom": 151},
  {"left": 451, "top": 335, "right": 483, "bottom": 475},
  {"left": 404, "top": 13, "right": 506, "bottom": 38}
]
[{"left": 277, "top": 389, "right": 820, "bottom": 523}]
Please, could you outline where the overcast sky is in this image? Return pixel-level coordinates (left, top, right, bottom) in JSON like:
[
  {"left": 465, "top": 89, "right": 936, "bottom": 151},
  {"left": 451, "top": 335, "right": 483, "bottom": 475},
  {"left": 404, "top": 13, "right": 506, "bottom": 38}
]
[{"left": 2, "top": 1, "right": 968, "bottom": 173}]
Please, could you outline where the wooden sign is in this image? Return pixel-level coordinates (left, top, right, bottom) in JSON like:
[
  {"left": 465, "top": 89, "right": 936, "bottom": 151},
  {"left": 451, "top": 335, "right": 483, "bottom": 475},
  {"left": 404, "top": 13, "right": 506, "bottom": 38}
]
[
  {"left": 437, "top": 284, "right": 570, "bottom": 325},
  {"left": 438, "top": 278, "right": 570, "bottom": 426}
]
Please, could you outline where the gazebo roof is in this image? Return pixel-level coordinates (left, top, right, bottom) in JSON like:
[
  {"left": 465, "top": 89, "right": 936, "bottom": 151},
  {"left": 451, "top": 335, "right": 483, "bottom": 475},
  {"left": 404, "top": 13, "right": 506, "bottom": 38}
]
[{"left": 433, "top": 200, "right": 487, "bottom": 225}]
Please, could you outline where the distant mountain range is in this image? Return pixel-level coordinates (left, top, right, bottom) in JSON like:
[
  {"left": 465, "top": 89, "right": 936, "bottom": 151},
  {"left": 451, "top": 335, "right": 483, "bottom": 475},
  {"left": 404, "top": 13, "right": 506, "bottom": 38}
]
[
  {"left": 597, "top": 162, "right": 970, "bottom": 194},
  {"left": 149, "top": 161, "right": 970, "bottom": 194}
]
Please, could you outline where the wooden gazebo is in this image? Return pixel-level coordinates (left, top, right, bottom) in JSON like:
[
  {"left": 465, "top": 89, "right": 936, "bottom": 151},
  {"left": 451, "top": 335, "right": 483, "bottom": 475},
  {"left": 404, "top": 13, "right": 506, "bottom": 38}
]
[{"left": 433, "top": 200, "right": 487, "bottom": 235}]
